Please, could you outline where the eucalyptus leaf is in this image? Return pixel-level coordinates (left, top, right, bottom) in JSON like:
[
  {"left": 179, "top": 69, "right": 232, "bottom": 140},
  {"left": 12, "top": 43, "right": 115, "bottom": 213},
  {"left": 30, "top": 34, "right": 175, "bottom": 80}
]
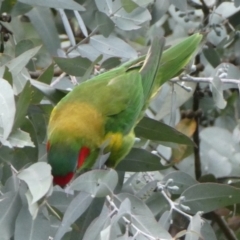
[
  {"left": 4, "top": 45, "right": 41, "bottom": 77},
  {"left": 47, "top": 191, "right": 75, "bottom": 213},
  {"left": 31, "top": 64, "right": 54, "bottom": 103},
  {"left": 117, "top": 148, "right": 169, "bottom": 172},
  {"left": 116, "top": 193, "right": 172, "bottom": 239},
  {"left": 90, "top": 35, "right": 138, "bottom": 59},
  {"left": 211, "top": 76, "right": 226, "bottom": 109},
  {"left": 135, "top": 117, "right": 194, "bottom": 145},
  {"left": 1, "top": 129, "right": 35, "bottom": 148},
  {"left": 70, "top": 169, "right": 118, "bottom": 197},
  {"left": 30, "top": 79, "right": 66, "bottom": 105},
  {"left": 0, "top": 191, "right": 21, "bottom": 240},
  {"left": 54, "top": 56, "right": 92, "bottom": 76},
  {"left": 181, "top": 183, "right": 240, "bottom": 214},
  {"left": 203, "top": 47, "right": 221, "bottom": 68},
  {"left": 18, "top": 0, "right": 85, "bottom": 11},
  {"left": 54, "top": 192, "right": 93, "bottom": 240},
  {"left": 83, "top": 205, "right": 111, "bottom": 240},
  {"left": 163, "top": 171, "right": 198, "bottom": 195},
  {"left": 14, "top": 206, "right": 51, "bottom": 240},
  {"left": 95, "top": 11, "right": 115, "bottom": 38},
  {"left": 13, "top": 81, "right": 31, "bottom": 131},
  {"left": 27, "top": 7, "right": 60, "bottom": 55},
  {"left": 185, "top": 212, "right": 202, "bottom": 240},
  {"left": 0, "top": 78, "right": 15, "bottom": 141},
  {"left": 17, "top": 162, "right": 52, "bottom": 204}
]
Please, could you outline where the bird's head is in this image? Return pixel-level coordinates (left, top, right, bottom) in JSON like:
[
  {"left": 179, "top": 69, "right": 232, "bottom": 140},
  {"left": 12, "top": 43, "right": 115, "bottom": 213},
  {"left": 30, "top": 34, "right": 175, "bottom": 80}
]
[{"left": 46, "top": 140, "right": 94, "bottom": 187}]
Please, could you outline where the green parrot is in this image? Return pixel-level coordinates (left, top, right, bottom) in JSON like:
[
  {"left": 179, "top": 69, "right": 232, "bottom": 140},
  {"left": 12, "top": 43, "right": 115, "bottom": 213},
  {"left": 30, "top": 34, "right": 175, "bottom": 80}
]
[{"left": 47, "top": 34, "right": 202, "bottom": 186}]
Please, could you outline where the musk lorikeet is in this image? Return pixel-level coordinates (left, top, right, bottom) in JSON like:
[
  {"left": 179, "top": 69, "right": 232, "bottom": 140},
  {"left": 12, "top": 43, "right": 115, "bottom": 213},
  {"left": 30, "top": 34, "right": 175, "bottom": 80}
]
[{"left": 47, "top": 33, "right": 202, "bottom": 187}]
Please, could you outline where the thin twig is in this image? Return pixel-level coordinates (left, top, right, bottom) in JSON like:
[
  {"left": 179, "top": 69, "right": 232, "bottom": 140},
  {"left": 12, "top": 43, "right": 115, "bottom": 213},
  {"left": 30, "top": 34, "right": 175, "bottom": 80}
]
[
  {"left": 211, "top": 212, "right": 238, "bottom": 240},
  {"left": 171, "top": 75, "right": 240, "bottom": 85}
]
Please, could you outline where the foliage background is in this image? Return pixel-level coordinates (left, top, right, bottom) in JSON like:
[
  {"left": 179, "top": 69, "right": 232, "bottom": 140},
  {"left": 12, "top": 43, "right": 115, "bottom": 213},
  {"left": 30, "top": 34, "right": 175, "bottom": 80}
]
[{"left": 0, "top": 0, "right": 240, "bottom": 239}]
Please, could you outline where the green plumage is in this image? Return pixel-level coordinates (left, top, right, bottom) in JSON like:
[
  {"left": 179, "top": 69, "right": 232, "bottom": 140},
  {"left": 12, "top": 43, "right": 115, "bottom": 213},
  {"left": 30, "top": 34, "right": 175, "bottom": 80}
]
[{"left": 47, "top": 34, "right": 203, "bottom": 185}]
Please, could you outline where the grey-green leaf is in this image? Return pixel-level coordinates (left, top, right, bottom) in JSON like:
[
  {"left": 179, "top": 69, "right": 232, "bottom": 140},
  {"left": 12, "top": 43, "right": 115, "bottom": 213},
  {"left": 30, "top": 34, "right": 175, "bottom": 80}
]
[
  {"left": 163, "top": 171, "right": 198, "bottom": 195},
  {"left": 13, "top": 81, "right": 31, "bottom": 131},
  {"left": 17, "top": 162, "right": 52, "bottom": 204},
  {"left": 18, "top": 0, "right": 85, "bottom": 11},
  {"left": 26, "top": 7, "right": 60, "bottom": 55},
  {"left": 0, "top": 78, "right": 15, "bottom": 141},
  {"left": 14, "top": 206, "right": 50, "bottom": 240},
  {"left": 135, "top": 117, "right": 195, "bottom": 145},
  {"left": 54, "top": 56, "right": 92, "bottom": 76},
  {"left": 70, "top": 169, "right": 118, "bottom": 197},
  {"left": 54, "top": 192, "right": 93, "bottom": 240},
  {"left": 211, "top": 76, "right": 226, "bottom": 109},
  {"left": 0, "top": 191, "right": 21, "bottom": 240},
  {"left": 116, "top": 148, "right": 169, "bottom": 172},
  {"left": 181, "top": 183, "right": 240, "bottom": 214}
]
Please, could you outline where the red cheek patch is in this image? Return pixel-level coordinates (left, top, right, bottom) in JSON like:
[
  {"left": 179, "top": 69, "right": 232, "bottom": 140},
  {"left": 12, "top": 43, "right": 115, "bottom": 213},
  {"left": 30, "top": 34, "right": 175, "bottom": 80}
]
[
  {"left": 78, "top": 147, "right": 90, "bottom": 169},
  {"left": 53, "top": 172, "right": 74, "bottom": 187}
]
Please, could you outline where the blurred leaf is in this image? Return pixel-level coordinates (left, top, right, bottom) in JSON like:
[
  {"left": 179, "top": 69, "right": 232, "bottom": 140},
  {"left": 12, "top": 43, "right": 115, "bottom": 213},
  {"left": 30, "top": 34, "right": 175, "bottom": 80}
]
[
  {"left": 70, "top": 169, "right": 118, "bottom": 197},
  {"left": 117, "top": 148, "right": 169, "bottom": 172},
  {"left": 71, "top": 197, "right": 105, "bottom": 240},
  {"left": 11, "top": 2, "right": 33, "bottom": 17},
  {"left": 0, "top": 78, "right": 15, "bottom": 141},
  {"left": 185, "top": 212, "right": 202, "bottom": 240},
  {"left": 201, "top": 220, "right": 217, "bottom": 240},
  {"left": 14, "top": 206, "right": 50, "bottom": 240},
  {"left": 116, "top": 193, "right": 172, "bottom": 239},
  {"left": 153, "top": 82, "right": 196, "bottom": 120},
  {"left": 135, "top": 117, "right": 194, "bottom": 145},
  {"left": 30, "top": 79, "right": 66, "bottom": 104},
  {"left": 54, "top": 56, "right": 92, "bottom": 76},
  {"left": 17, "top": 162, "right": 52, "bottom": 204},
  {"left": 101, "top": 57, "right": 121, "bottom": 70},
  {"left": 47, "top": 190, "right": 75, "bottom": 213},
  {"left": 211, "top": 76, "right": 226, "bottom": 109},
  {"left": 136, "top": 180, "right": 158, "bottom": 201},
  {"left": 0, "top": 191, "right": 21, "bottom": 240},
  {"left": 4, "top": 45, "right": 41, "bottom": 77},
  {"left": 15, "top": 39, "right": 34, "bottom": 57},
  {"left": 26, "top": 7, "right": 60, "bottom": 55},
  {"left": 90, "top": 35, "right": 138, "bottom": 59},
  {"left": 163, "top": 171, "right": 198, "bottom": 195},
  {"left": 19, "top": 0, "right": 85, "bottom": 11},
  {"left": 54, "top": 192, "right": 93, "bottom": 240},
  {"left": 1, "top": 128, "right": 35, "bottom": 148},
  {"left": 95, "top": 11, "right": 114, "bottom": 38},
  {"left": 3, "top": 67, "right": 13, "bottom": 86},
  {"left": 181, "top": 183, "right": 240, "bottom": 214},
  {"left": 121, "top": 0, "right": 138, "bottom": 13},
  {"left": 169, "top": 0, "right": 187, "bottom": 11},
  {"left": 200, "top": 127, "right": 240, "bottom": 177},
  {"left": 82, "top": 205, "right": 111, "bottom": 240},
  {"left": 203, "top": 47, "right": 221, "bottom": 68},
  {"left": 12, "top": 81, "right": 31, "bottom": 131},
  {"left": 15, "top": 39, "right": 35, "bottom": 71},
  {"left": 31, "top": 64, "right": 54, "bottom": 104},
  {"left": 235, "top": 0, "right": 240, "bottom": 7},
  {"left": 172, "top": 118, "right": 196, "bottom": 163},
  {"left": 146, "top": 192, "right": 169, "bottom": 218},
  {"left": 95, "top": 0, "right": 151, "bottom": 30},
  {"left": 81, "top": 55, "right": 103, "bottom": 81}
]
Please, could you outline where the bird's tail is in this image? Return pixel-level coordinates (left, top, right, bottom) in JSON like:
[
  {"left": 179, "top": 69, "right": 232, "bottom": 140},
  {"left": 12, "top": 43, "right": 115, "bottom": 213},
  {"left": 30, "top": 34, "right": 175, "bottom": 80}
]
[{"left": 140, "top": 33, "right": 203, "bottom": 105}]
